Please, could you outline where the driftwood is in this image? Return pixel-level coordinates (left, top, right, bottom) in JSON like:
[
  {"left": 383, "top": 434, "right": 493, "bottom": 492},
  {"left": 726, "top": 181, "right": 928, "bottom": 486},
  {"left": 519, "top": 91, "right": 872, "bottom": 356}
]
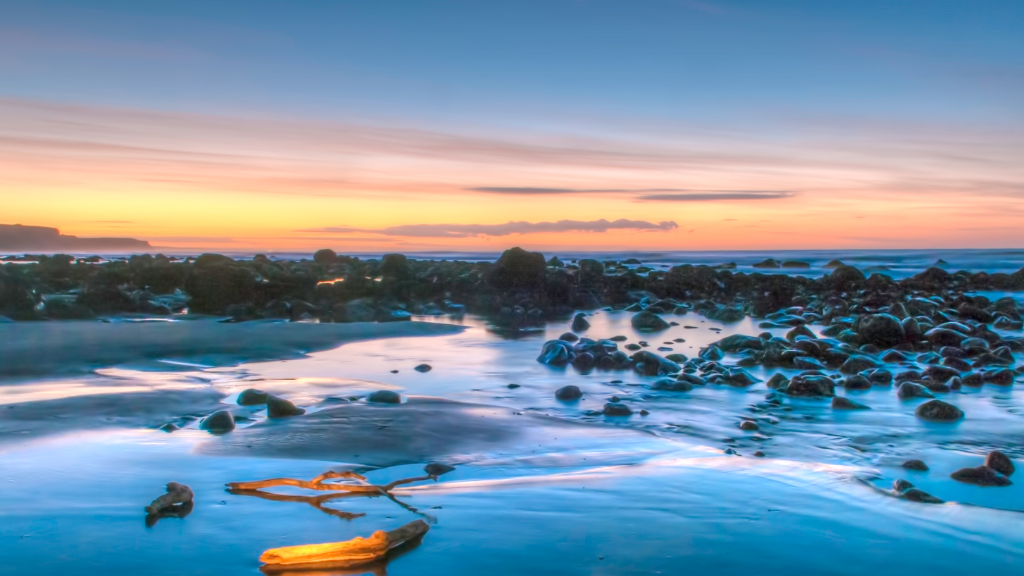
[
  {"left": 226, "top": 466, "right": 453, "bottom": 519},
  {"left": 259, "top": 519, "right": 429, "bottom": 570}
]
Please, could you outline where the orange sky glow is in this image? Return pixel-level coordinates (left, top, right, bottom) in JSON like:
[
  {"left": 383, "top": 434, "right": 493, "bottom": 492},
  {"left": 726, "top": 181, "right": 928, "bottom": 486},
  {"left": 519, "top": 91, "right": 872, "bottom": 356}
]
[{"left": 3, "top": 97, "right": 1022, "bottom": 253}]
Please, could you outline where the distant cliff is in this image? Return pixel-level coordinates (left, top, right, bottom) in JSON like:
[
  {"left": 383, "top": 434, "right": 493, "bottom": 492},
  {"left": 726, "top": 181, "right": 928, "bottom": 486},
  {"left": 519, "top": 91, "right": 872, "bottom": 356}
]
[{"left": 0, "top": 224, "right": 151, "bottom": 252}]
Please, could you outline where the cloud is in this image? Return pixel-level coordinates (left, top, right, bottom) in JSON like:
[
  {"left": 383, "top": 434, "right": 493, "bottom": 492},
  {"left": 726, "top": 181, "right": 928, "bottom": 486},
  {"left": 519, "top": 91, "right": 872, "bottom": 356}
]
[
  {"left": 302, "top": 219, "right": 679, "bottom": 238},
  {"left": 636, "top": 191, "right": 795, "bottom": 201},
  {"left": 467, "top": 187, "right": 795, "bottom": 201}
]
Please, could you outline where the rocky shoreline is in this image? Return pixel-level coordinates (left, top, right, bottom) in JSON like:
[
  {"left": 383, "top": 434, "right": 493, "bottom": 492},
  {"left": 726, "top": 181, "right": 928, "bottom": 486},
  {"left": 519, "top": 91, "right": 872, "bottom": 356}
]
[{"left": 3, "top": 247, "right": 1024, "bottom": 327}]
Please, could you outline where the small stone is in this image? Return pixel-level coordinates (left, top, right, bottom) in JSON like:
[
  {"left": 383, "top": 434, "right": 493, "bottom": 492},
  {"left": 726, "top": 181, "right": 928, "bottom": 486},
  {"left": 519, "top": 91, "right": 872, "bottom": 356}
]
[
  {"left": 237, "top": 388, "right": 269, "bottom": 406},
  {"left": 414, "top": 364, "right": 432, "bottom": 373},
  {"left": 893, "top": 479, "right": 915, "bottom": 493},
  {"left": 267, "top": 395, "right": 305, "bottom": 418},
  {"left": 555, "top": 385, "right": 583, "bottom": 401},
  {"left": 950, "top": 465, "right": 1012, "bottom": 486},
  {"left": 425, "top": 463, "right": 456, "bottom": 477},
  {"left": 902, "top": 459, "right": 929, "bottom": 471},
  {"left": 367, "top": 390, "right": 402, "bottom": 404},
  {"left": 984, "top": 451, "right": 1015, "bottom": 477},
  {"left": 902, "top": 488, "right": 944, "bottom": 504},
  {"left": 158, "top": 423, "right": 179, "bottom": 433},
  {"left": 602, "top": 402, "right": 633, "bottom": 416},
  {"left": 753, "top": 451, "right": 765, "bottom": 458},
  {"left": 507, "top": 383, "right": 521, "bottom": 389},
  {"left": 739, "top": 420, "right": 759, "bottom": 431},
  {"left": 639, "top": 409, "right": 650, "bottom": 416},
  {"left": 199, "top": 410, "right": 235, "bottom": 434},
  {"left": 915, "top": 399, "right": 964, "bottom": 421},
  {"left": 832, "top": 396, "right": 870, "bottom": 410}
]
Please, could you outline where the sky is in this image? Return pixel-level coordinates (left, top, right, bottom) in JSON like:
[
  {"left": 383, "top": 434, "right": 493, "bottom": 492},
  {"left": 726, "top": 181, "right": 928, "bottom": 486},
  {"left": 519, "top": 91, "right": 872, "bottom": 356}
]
[{"left": 1, "top": 0, "right": 1022, "bottom": 252}]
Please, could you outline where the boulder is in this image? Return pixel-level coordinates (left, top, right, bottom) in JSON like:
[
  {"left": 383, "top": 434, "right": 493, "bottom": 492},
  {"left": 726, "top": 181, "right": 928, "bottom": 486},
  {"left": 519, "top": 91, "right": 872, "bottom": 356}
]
[
  {"left": 367, "top": 390, "right": 402, "bottom": 404},
  {"left": 631, "top": 310, "right": 670, "bottom": 332},
  {"left": 950, "top": 466, "right": 1012, "bottom": 486},
  {"left": 267, "top": 395, "right": 305, "bottom": 418},
  {"left": 237, "top": 389, "right": 269, "bottom": 406},
  {"left": 199, "top": 410, "right": 235, "bottom": 434},
  {"left": 984, "top": 451, "right": 1015, "bottom": 477},
  {"left": 571, "top": 313, "right": 590, "bottom": 332},
  {"left": 856, "top": 314, "right": 905, "bottom": 347},
  {"left": 555, "top": 385, "right": 583, "bottom": 401},
  {"left": 832, "top": 396, "right": 870, "bottom": 410},
  {"left": 915, "top": 399, "right": 963, "bottom": 421}
]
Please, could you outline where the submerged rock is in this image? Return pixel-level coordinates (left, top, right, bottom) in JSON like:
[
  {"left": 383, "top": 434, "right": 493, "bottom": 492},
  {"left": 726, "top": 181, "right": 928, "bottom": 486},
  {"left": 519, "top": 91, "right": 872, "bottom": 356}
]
[
  {"left": 915, "top": 399, "right": 964, "bottom": 421},
  {"left": 602, "top": 402, "right": 633, "bottom": 416},
  {"left": 950, "top": 466, "right": 1012, "bottom": 486},
  {"left": 367, "top": 390, "right": 402, "bottom": 404},
  {"left": 267, "top": 395, "right": 305, "bottom": 418},
  {"left": 237, "top": 388, "right": 269, "bottom": 406},
  {"left": 414, "top": 364, "right": 433, "bottom": 373},
  {"left": 537, "top": 340, "right": 574, "bottom": 366},
  {"left": 631, "top": 310, "right": 670, "bottom": 332},
  {"left": 985, "top": 451, "right": 1015, "bottom": 477},
  {"left": 897, "top": 382, "right": 934, "bottom": 400},
  {"left": 832, "top": 396, "right": 870, "bottom": 410},
  {"left": 555, "top": 385, "right": 583, "bottom": 401},
  {"left": 199, "top": 410, "right": 236, "bottom": 434},
  {"left": 571, "top": 313, "right": 590, "bottom": 332},
  {"left": 902, "top": 459, "right": 929, "bottom": 471},
  {"left": 425, "top": 463, "right": 456, "bottom": 477}
]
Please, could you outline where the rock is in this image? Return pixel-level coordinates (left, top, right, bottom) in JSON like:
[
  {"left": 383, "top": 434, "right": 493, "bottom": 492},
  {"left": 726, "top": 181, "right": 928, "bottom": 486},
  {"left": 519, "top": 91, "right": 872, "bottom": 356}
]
[
  {"left": 893, "top": 479, "right": 915, "bottom": 493},
  {"left": 915, "top": 399, "right": 963, "bottom": 421},
  {"left": 414, "top": 364, "right": 432, "bottom": 373},
  {"left": 237, "top": 389, "right": 269, "bottom": 406},
  {"left": 738, "top": 420, "right": 759, "bottom": 431},
  {"left": 507, "top": 383, "right": 521, "bottom": 389},
  {"left": 950, "top": 466, "right": 1012, "bottom": 486},
  {"left": 897, "top": 382, "right": 934, "bottom": 400},
  {"left": 145, "top": 482, "right": 194, "bottom": 514},
  {"left": 367, "top": 390, "right": 402, "bottom": 404},
  {"left": 753, "top": 258, "right": 780, "bottom": 269},
  {"left": 753, "top": 451, "right": 766, "bottom": 457},
  {"left": 487, "top": 247, "right": 547, "bottom": 290},
  {"left": 902, "top": 459, "right": 929, "bottom": 471},
  {"left": 602, "top": 402, "right": 633, "bottom": 416},
  {"left": 199, "top": 410, "right": 235, "bottom": 434},
  {"left": 632, "top": 350, "right": 682, "bottom": 376},
  {"left": 720, "top": 367, "right": 760, "bottom": 387},
  {"left": 765, "top": 374, "right": 789, "bottom": 389},
  {"left": 839, "top": 356, "right": 879, "bottom": 375},
  {"left": 902, "top": 488, "right": 944, "bottom": 504},
  {"left": 571, "top": 313, "right": 590, "bottom": 332},
  {"left": 631, "top": 310, "right": 670, "bottom": 331},
  {"left": 925, "top": 328, "right": 968, "bottom": 347},
  {"left": 785, "top": 374, "right": 836, "bottom": 397},
  {"left": 713, "top": 334, "right": 764, "bottom": 352},
  {"left": 651, "top": 377, "right": 693, "bottom": 392},
  {"left": 856, "top": 313, "right": 905, "bottom": 347},
  {"left": 425, "top": 463, "right": 456, "bottom": 477},
  {"left": 537, "top": 340, "right": 574, "bottom": 366},
  {"left": 267, "top": 395, "right": 305, "bottom": 418},
  {"left": 559, "top": 332, "right": 580, "bottom": 342},
  {"left": 832, "top": 396, "right": 870, "bottom": 410},
  {"left": 984, "top": 451, "right": 1015, "bottom": 477},
  {"left": 843, "top": 374, "right": 872, "bottom": 390},
  {"left": 313, "top": 249, "right": 338, "bottom": 265},
  {"left": 555, "top": 385, "right": 583, "bottom": 401}
]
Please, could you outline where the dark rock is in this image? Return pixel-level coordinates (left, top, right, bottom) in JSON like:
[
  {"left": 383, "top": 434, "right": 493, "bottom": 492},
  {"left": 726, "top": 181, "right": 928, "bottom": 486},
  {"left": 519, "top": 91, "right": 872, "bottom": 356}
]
[
  {"left": 237, "top": 389, "right": 269, "bottom": 406},
  {"left": 738, "top": 420, "right": 759, "bottom": 431},
  {"left": 902, "top": 488, "right": 944, "bottom": 504},
  {"left": 559, "top": 332, "right": 580, "bottom": 342},
  {"left": 425, "top": 463, "right": 456, "bottom": 477},
  {"left": 843, "top": 374, "right": 872, "bottom": 390},
  {"left": 537, "top": 340, "right": 574, "bottom": 366},
  {"left": 487, "top": 247, "right": 546, "bottom": 290},
  {"left": 602, "top": 402, "right": 633, "bottom": 416},
  {"left": 897, "top": 382, "right": 934, "bottom": 400},
  {"left": 902, "top": 459, "right": 929, "bottom": 471},
  {"left": 832, "top": 396, "right": 870, "bottom": 410},
  {"left": 571, "top": 313, "right": 590, "bottom": 332},
  {"left": 631, "top": 310, "right": 670, "bottom": 331},
  {"left": 785, "top": 374, "right": 835, "bottom": 397},
  {"left": 950, "top": 466, "right": 1012, "bottom": 486},
  {"left": 856, "top": 314, "right": 905, "bottom": 347},
  {"left": 915, "top": 399, "right": 963, "bottom": 421},
  {"left": 765, "top": 374, "right": 789, "bottom": 389},
  {"left": 367, "top": 390, "right": 402, "bottom": 404},
  {"left": 713, "top": 334, "right": 764, "bottom": 352},
  {"left": 651, "top": 377, "right": 693, "bottom": 392},
  {"left": 840, "top": 356, "right": 880, "bottom": 375},
  {"left": 267, "top": 395, "right": 306, "bottom": 418},
  {"left": 199, "top": 410, "right": 235, "bottom": 434},
  {"left": 555, "top": 385, "right": 583, "bottom": 401},
  {"left": 414, "top": 364, "right": 433, "bottom": 373},
  {"left": 985, "top": 451, "right": 1015, "bottom": 477},
  {"left": 507, "top": 383, "right": 521, "bottom": 389},
  {"left": 753, "top": 258, "right": 780, "bottom": 269}
]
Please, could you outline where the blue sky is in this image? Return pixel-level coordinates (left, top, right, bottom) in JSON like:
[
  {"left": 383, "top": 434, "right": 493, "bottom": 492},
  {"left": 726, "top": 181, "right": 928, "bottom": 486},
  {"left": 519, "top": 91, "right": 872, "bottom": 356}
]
[{"left": 2, "top": 0, "right": 1023, "bottom": 250}]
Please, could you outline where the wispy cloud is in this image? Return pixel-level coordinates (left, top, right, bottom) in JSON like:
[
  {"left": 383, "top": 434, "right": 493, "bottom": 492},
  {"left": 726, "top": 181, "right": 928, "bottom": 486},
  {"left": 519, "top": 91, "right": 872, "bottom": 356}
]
[
  {"left": 302, "top": 219, "right": 679, "bottom": 238},
  {"left": 636, "top": 191, "right": 794, "bottom": 201}
]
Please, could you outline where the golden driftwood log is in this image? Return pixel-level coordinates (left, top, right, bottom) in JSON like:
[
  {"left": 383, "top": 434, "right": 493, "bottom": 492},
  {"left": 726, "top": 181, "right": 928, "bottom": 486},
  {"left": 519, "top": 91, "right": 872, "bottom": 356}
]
[{"left": 260, "top": 519, "right": 429, "bottom": 569}]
